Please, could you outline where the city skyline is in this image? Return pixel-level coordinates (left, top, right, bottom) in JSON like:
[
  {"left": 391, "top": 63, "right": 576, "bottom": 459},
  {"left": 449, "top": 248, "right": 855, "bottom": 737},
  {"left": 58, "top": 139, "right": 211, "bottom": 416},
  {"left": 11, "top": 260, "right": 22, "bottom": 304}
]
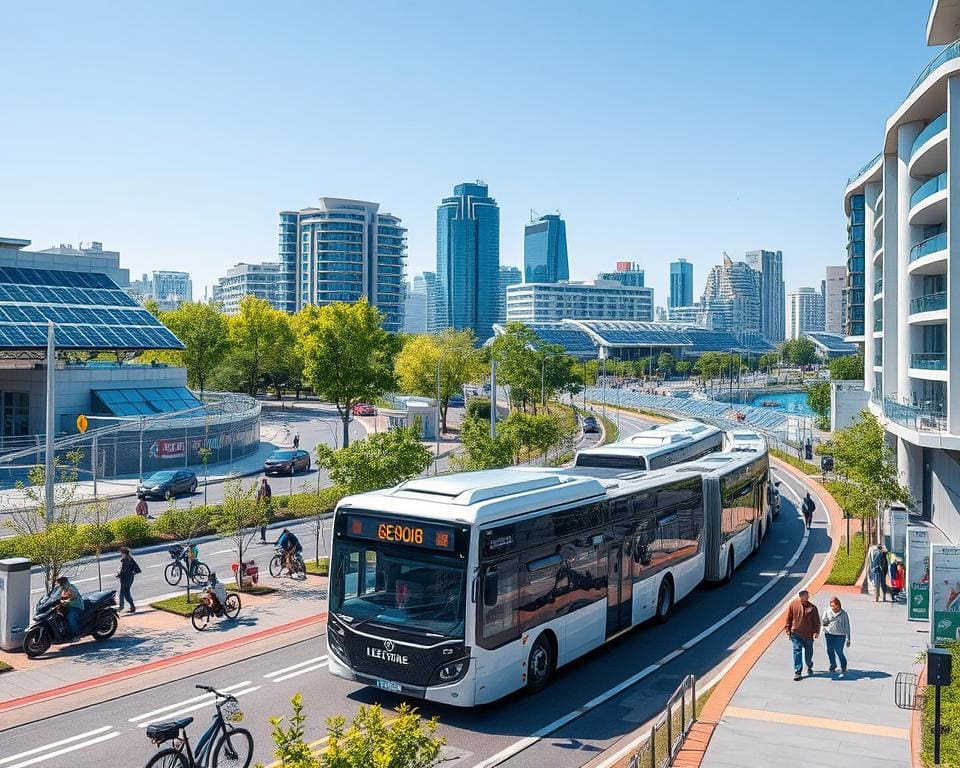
[{"left": 0, "top": 2, "right": 934, "bottom": 305}]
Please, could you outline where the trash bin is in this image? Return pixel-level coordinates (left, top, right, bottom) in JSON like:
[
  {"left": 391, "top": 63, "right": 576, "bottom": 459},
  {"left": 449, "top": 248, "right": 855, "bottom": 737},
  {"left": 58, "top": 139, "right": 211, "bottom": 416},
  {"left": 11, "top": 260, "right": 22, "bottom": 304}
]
[
  {"left": 0, "top": 558, "right": 32, "bottom": 652},
  {"left": 231, "top": 561, "right": 259, "bottom": 589}
]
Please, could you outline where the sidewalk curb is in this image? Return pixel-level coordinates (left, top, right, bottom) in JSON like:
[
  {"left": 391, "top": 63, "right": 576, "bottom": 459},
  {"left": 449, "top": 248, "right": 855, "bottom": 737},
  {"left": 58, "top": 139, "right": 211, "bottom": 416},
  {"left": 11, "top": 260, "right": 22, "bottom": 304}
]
[{"left": 0, "top": 611, "right": 328, "bottom": 715}]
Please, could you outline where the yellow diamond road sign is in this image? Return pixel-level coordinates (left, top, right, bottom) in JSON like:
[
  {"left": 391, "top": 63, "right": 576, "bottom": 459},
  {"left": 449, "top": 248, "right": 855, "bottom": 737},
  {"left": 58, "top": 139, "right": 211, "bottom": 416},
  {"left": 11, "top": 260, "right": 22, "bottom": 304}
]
[{"left": 76, "top": 414, "right": 88, "bottom": 434}]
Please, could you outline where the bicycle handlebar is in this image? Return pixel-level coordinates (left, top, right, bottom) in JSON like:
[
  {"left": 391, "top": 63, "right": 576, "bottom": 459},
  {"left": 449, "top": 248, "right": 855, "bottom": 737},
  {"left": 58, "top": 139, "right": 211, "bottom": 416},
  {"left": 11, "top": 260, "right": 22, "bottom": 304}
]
[{"left": 194, "top": 684, "right": 236, "bottom": 702}]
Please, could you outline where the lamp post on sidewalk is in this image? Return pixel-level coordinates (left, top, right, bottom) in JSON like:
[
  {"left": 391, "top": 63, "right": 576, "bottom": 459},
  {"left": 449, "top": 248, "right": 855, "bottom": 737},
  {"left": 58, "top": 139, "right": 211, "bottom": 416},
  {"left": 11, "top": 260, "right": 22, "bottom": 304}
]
[{"left": 44, "top": 322, "right": 55, "bottom": 522}]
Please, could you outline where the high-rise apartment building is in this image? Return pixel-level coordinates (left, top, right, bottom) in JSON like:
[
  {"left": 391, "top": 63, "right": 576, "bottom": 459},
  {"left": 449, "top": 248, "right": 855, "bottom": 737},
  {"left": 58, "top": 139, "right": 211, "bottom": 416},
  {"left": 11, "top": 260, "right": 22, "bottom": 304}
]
[
  {"left": 404, "top": 272, "right": 440, "bottom": 334},
  {"left": 213, "top": 262, "right": 284, "bottom": 316},
  {"left": 669, "top": 259, "right": 694, "bottom": 309},
  {"left": 843, "top": 0, "right": 960, "bottom": 540},
  {"left": 436, "top": 181, "right": 500, "bottom": 341},
  {"left": 599, "top": 261, "right": 645, "bottom": 288},
  {"left": 279, "top": 198, "right": 407, "bottom": 332},
  {"left": 786, "top": 287, "right": 825, "bottom": 340},
  {"left": 130, "top": 270, "right": 193, "bottom": 310},
  {"left": 701, "top": 254, "right": 760, "bottom": 335},
  {"left": 497, "top": 266, "right": 522, "bottom": 323},
  {"left": 823, "top": 265, "right": 847, "bottom": 335},
  {"left": 744, "top": 249, "right": 785, "bottom": 343},
  {"left": 524, "top": 213, "right": 568, "bottom": 284},
  {"left": 506, "top": 280, "right": 654, "bottom": 323}
]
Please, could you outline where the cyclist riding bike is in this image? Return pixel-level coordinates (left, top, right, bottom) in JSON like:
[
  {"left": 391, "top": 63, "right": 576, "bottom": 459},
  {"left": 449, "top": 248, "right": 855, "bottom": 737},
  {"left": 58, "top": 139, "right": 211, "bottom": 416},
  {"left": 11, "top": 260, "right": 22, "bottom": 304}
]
[
  {"left": 277, "top": 528, "right": 302, "bottom": 575},
  {"left": 185, "top": 542, "right": 200, "bottom": 576},
  {"left": 202, "top": 572, "right": 228, "bottom": 615}
]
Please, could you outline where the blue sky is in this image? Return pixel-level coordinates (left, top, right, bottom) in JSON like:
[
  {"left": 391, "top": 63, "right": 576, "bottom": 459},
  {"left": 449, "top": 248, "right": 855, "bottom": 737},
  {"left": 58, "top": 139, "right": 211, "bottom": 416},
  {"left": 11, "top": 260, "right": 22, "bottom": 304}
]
[{"left": 0, "top": 1, "right": 937, "bottom": 304}]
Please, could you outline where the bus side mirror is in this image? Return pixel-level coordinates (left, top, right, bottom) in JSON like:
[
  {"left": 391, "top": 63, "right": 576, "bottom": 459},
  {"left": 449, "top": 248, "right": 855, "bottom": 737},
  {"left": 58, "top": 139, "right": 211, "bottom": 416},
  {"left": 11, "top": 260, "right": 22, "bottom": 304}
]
[{"left": 483, "top": 570, "right": 499, "bottom": 607}]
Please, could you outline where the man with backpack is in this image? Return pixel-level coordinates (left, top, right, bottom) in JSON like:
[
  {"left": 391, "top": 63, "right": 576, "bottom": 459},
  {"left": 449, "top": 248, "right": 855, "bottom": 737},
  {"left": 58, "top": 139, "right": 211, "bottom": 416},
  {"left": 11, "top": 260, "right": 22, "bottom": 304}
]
[
  {"left": 801, "top": 492, "right": 816, "bottom": 529},
  {"left": 116, "top": 546, "right": 142, "bottom": 614}
]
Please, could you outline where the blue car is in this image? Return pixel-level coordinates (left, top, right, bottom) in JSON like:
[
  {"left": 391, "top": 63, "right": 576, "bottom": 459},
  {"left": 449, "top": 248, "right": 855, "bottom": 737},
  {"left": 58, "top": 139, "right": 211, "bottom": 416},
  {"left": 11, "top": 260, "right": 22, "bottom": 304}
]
[{"left": 448, "top": 395, "right": 465, "bottom": 407}]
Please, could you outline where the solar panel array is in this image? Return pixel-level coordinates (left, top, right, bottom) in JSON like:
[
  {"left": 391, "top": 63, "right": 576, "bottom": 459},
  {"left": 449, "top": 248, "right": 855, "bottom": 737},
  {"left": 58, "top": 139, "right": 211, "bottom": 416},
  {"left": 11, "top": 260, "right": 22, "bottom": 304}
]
[
  {"left": 806, "top": 332, "right": 858, "bottom": 353},
  {"left": 0, "top": 267, "right": 184, "bottom": 350},
  {"left": 527, "top": 324, "right": 598, "bottom": 359},
  {"left": 93, "top": 387, "right": 202, "bottom": 417},
  {"left": 577, "top": 321, "right": 692, "bottom": 347}
]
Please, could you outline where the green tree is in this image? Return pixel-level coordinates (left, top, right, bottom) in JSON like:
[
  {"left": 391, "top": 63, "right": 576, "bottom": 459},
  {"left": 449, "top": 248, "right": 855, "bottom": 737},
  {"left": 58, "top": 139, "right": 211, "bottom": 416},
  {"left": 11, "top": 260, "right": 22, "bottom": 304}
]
[
  {"left": 209, "top": 479, "right": 265, "bottom": 590},
  {"left": 806, "top": 381, "right": 832, "bottom": 428},
  {"left": 453, "top": 415, "right": 516, "bottom": 470},
  {"left": 656, "top": 352, "right": 675, "bottom": 376},
  {"left": 81, "top": 498, "right": 120, "bottom": 591},
  {"left": 314, "top": 427, "right": 433, "bottom": 495},
  {"left": 154, "top": 501, "right": 211, "bottom": 601},
  {"left": 159, "top": 301, "right": 230, "bottom": 399},
  {"left": 828, "top": 354, "right": 864, "bottom": 381},
  {"left": 223, "top": 296, "right": 294, "bottom": 396},
  {"left": 490, "top": 323, "right": 541, "bottom": 411},
  {"left": 832, "top": 412, "right": 910, "bottom": 520},
  {"left": 758, "top": 352, "right": 780, "bottom": 373},
  {"left": 298, "top": 299, "right": 396, "bottom": 447},
  {"left": 497, "top": 411, "right": 567, "bottom": 464},
  {"left": 675, "top": 359, "right": 692, "bottom": 377},
  {"left": 394, "top": 330, "right": 484, "bottom": 431},
  {"left": 781, "top": 337, "right": 818, "bottom": 369}
]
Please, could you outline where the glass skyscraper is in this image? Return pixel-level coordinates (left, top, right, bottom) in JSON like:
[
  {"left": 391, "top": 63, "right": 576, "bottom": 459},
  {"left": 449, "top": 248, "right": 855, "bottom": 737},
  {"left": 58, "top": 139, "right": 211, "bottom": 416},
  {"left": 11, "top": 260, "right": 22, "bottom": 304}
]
[
  {"left": 523, "top": 213, "right": 568, "bottom": 283},
  {"left": 279, "top": 198, "right": 406, "bottom": 332},
  {"left": 669, "top": 259, "right": 693, "bottom": 309},
  {"left": 744, "top": 249, "right": 785, "bottom": 343},
  {"left": 844, "top": 195, "right": 865, "bottom": 339},
  {"left": 436, "top": 181, "right": 500, "bottom": 341}
]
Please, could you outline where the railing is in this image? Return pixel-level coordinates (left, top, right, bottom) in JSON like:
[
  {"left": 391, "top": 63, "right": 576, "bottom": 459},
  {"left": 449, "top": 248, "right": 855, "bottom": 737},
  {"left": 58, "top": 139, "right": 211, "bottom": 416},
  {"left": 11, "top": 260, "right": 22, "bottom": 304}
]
[
  {"left": 910, "top": 172, "right": 947, "bottom": 208},
  {"left": 874, "top": 318, "right": 883, "bottom": 332},
  {"left": 883, "top": 396, "right": 947, "bottom": 432},
  {"left": 911, "top": 352, "right": 947, "bottom": 370},
  {"left": 910, "top": 291, "right": 947, "bottom": 314},
  {"left": 626, "top": 675, "right": 696, "bottom": 768},
  {"left": 875, "top": 200, "right": 884, "bottom": 219},
  {"left": 910, "top": 232, "right": 948, "bottom": 262},
  {"left": 874, "top": 277, "right": 883, "bottom": 295},
  {"left": 848, "top": 151, "right": 882, "bottom": 185},
  {"left": 912, "top": 112, "right": 948, "bottom": 156},
  {"left": 874, "top": 235, "right": 883, "bottom": 253},
  {"left": 909, "top": 38, "right": 960, "bottom": 96}
]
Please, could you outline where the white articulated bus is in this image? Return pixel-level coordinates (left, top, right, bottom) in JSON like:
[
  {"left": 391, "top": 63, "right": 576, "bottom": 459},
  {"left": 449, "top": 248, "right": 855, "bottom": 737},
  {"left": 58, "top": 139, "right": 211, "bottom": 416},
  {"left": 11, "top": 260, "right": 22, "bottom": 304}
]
[
  {"left": 574, "top": 420, "right": 723, "bottom": 471},
  {"left": 326, "top": 444, "right": 772, "bottom": 706}
]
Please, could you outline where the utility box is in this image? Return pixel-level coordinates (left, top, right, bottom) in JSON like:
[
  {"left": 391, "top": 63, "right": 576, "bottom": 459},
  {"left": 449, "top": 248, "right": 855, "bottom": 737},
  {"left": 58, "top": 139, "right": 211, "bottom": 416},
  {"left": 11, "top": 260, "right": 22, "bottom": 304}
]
[
  {"left": 0, "top": 558, "right": 32, "bottom": 652},
  {"left": 928, "top": 646, "right": 953, "bottom": 687}
]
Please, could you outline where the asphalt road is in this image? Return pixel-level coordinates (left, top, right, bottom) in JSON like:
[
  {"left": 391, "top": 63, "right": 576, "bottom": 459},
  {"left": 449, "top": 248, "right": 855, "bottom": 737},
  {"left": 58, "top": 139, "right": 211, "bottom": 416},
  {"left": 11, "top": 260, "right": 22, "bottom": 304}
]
[{"left": 1, "top": 463, "right": 827, "bottom": 768}]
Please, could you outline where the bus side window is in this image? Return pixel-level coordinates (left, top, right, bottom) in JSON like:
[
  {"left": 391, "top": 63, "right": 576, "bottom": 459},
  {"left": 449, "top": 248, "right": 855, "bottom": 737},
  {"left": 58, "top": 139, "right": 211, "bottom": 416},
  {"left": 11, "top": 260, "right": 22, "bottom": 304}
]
[{"left": 480, "top": 561, "right": 519, "bottom": 645}]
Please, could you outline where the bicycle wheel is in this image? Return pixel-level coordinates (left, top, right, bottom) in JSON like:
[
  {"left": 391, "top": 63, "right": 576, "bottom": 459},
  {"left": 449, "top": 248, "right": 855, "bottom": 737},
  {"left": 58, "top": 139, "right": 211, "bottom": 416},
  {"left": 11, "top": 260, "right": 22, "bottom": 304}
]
[
  {"left": 211, "top": 728, "right": 253, "bottom": 768},
  {"left": 294, "top": 555, "right": 305, "bottom": 576},
  {"left": 224, "top": 593, "right": 241, "bottom": 619},
  {"left": 268, "top": 554, "right": 282, "bottom": 578},
  {"left": 191, "top": 603, "right": 210, "bottom": 631},
  {"left": 164, "top": 563, "right": 183, "bottom": 587},
  {"left": 145, "top": 748, "right": 189, "bottom": 768},
  {"left": 192, "top": 562, "right": 211, "bottom": 586}
]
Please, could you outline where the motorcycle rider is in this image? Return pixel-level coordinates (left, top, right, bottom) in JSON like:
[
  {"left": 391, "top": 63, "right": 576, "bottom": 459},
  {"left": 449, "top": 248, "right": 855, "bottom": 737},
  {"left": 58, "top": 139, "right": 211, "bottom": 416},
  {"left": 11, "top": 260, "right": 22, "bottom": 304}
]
[
  {"left": 277, "top": 528, "right": 302, "bottom": 576},
  {"left": 52, "top": 575, "right": 84, "bottom": 636}
]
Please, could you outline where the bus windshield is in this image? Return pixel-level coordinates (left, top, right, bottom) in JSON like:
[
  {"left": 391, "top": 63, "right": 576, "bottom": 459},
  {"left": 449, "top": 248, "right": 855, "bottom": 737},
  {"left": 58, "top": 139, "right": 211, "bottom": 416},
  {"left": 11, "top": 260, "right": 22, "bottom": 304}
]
[
  {"left": 330, "top": 543, "right": 466, "bottom": 638},
  {"left": 575, "top": 453, "right": 646, "bottom": 470}
]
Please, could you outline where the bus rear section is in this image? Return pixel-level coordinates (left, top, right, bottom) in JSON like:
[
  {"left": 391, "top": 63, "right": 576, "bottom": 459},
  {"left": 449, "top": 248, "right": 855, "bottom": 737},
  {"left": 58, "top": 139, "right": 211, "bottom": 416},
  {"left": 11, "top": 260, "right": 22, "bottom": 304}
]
[{"left": 574, "top": 419, "right": 723, "bottom": 471}]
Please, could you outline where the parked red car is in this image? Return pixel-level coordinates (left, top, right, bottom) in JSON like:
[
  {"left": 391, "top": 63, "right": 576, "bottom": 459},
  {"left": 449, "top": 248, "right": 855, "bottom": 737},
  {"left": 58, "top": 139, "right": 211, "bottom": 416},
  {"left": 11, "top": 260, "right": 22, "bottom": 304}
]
[{"left": 352, "top": 403, "right": 377, "bottom": 416}]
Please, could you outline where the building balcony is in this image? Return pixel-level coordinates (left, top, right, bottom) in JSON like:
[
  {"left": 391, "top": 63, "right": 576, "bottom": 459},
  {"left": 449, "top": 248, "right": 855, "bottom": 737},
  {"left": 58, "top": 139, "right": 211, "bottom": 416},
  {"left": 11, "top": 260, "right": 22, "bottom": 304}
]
[
  {"left": 909, "top": 291, "right": 947, "bottom": 320},
  {"left": 874, "top": 277, "right": 883, "bottom": 295},
  {"left": 848, "top": 151, "right": 882, "bottom": 185},
  {"left": 908, "top": 232, "right": 949, "bottom": 274},
  {"left": 909, "top": 39, "right": 960, "bottom": 96},
  {"left": 910, "top": 113, "right": 949, "bottom": 178},
  {"left": 875, "top": 199, "right": 884, "bottom": 219},
  {"left": 909, "top": 172, "right": 948, "bottom": 226},
  {"left": 883, "top": 396, "right": 947, "bottom": 432},
  {"left": 911, "top": 352, "right": 947, "bottom": 370},
  {"left": 874, "top": 318, "right": 884, "bottom": 332}
]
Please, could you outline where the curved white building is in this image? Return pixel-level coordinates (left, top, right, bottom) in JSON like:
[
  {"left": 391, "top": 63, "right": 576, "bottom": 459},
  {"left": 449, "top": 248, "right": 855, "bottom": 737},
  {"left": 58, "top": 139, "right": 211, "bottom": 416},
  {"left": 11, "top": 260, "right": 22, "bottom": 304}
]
[{"left": 845, "top": 0, "right": 960, "bottom": 540}]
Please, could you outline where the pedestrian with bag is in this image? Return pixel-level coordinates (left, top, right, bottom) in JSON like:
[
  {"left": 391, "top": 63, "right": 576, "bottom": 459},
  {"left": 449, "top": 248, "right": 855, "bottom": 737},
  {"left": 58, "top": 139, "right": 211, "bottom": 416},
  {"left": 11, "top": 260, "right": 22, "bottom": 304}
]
[
  {"left": 871, "top": 544, "right": 890, "bottom": 602},
  {"left": 257, "top": 477, "right": 273, "bottom": 543},
  {"left": 801, "top": 492, "right": 816, "bottom": 529},
  {"left": 821, "top": 596, "right": 851, "bottom": 677},
  {"left": 889, "top": 559, "right": 905, "bottom": 602},
  {"left": 784, "top": 589, "right": 821, "bottom": 680},
  {"left": 116, "top": 546, "right": 141, "bottom": 614}
]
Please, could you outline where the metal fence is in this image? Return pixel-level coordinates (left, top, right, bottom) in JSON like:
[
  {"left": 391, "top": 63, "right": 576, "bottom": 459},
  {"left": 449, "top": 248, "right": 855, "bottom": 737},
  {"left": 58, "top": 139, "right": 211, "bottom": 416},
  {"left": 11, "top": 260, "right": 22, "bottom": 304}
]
[{"left": 627, "top": 675, "right": 697, "bottom": 768}]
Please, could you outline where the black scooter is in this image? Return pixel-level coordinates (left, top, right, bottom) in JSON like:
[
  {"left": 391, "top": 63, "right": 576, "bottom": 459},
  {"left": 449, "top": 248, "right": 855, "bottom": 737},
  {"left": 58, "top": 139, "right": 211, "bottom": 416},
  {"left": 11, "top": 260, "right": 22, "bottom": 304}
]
[{"left": 23, "top": 589, "right": 119, "bottom": 658}]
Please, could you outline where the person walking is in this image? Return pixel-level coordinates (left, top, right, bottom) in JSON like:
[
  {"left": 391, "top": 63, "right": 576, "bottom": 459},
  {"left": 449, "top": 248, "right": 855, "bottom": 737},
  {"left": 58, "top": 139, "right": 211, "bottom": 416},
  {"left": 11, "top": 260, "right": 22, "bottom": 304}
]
[
  {"left": 801, "top": 492, "right": 816, "bottom": 529},
  {"left": 257, "top": 477, "right": 273, "bottom": 543},
  {"left": 293, "top": 433, "right": 300, "bottom": 449},
  {"left": 889, "top": 559, "right": 905, "bottom": 602},
  {"left": 784, "top": 589, "right": 821, "bottom": 680},
  {"left": 821, "top": 596, "right": 852, "bottom": 677},
  {"left": 116, "top": 546, "right": 141, "bottom": 614},
  {"left": 871, "top": 544, "right": 890, "bottom": 602},
  {"left": 135, "top": 497, "right": 149, "bottom": 519}
]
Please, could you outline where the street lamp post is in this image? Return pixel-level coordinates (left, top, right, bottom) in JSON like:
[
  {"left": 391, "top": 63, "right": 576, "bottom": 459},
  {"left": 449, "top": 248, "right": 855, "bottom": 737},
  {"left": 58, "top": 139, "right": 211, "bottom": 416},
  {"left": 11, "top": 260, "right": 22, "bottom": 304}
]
[
  {"left": 44, "top": 321, "right": 55, "bottom": 522},
  {"left": 599, "top": 348, "right": 608, "bottom": 418}
]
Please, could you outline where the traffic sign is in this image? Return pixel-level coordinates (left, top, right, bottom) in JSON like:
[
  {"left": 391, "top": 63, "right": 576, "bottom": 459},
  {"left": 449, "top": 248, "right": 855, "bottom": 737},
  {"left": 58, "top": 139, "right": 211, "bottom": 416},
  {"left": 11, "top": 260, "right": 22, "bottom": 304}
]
[{"left": 76, "top": 414, "right": 88, "bottom": 433}]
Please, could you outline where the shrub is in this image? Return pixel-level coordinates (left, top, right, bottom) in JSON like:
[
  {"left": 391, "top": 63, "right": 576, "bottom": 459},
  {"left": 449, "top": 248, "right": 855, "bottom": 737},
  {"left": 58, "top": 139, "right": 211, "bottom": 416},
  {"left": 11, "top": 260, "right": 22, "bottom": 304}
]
[
  {"left": 109, "top": 515, "right": 153, "bottom": 547},
  {"left": 466, "top": 397, "right": 491, "bottom": 421},
  {"left": 826, "top": 532, "right": 866, "bottom": 585},
  {"left": 276, "top": 495, "right": 290, "bottom": 508}
]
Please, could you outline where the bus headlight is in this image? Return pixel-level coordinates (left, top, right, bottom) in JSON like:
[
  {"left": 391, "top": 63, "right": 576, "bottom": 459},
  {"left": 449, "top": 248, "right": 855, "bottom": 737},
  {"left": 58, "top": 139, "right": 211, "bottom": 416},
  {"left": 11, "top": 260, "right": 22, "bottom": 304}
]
[
  {"left": 327, "top": 624, "right": 349, "bottom": 662},
  {"left": 431, "top": 657, "right": 470, "bottom": 684}
]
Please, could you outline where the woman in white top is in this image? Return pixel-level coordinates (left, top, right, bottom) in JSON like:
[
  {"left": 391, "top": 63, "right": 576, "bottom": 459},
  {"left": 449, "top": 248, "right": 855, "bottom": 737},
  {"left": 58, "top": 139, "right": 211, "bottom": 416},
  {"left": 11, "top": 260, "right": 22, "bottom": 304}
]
[{"left": 821, "top": 596, "right": 852, "bottom": 677}]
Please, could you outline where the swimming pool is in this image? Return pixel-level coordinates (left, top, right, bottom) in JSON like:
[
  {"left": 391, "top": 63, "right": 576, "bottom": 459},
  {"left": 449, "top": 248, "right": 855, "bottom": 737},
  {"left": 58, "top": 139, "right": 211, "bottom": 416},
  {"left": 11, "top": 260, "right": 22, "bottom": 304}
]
[{"left": 749, "top": 391, "right": 814, "bottom": 417}]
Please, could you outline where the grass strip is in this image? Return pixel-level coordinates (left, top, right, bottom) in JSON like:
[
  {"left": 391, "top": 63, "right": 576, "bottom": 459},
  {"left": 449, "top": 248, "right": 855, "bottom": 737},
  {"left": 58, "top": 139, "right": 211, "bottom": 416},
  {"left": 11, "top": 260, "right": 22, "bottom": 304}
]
[{"left": 826, "top": 532, "right": 866, "bottom": 586}]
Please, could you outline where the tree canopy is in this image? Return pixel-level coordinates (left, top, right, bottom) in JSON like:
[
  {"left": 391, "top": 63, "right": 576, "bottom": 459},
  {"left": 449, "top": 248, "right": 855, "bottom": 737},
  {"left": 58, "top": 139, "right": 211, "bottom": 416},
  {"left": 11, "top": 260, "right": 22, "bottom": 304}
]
[
  {"left": 491, "top": 323, "right": 580, "bottom": 411},
  {"left": 159, "top": 302, "right": 230, "bottom": 398},
  {"left": 219, "top": 296, "right": 294, "bottom": 397},
  {"left": 314, "top": 426, "right": 433, "bottom": 495},
  {"left": 781, "top": 337, "right": 818, "bottom": 368},
  {"left": 830, "top": 412, "right": 910, "bottom": 518},
  {"left": 828, "top": 354, "right": 864, "bottom": 381}
]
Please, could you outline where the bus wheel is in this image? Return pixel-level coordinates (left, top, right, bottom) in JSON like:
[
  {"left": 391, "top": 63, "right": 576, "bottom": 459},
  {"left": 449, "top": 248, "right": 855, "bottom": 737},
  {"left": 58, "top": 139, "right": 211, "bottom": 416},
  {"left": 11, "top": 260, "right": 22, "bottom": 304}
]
[
  {"left": 526, "top": 634, "right": 553, "bottom": 693},
  {"left": 724, "top": 549, "right": 735, "bottom": 583},
  {"left": 655, "top": 578, "right": 674, "bottom": 624}
]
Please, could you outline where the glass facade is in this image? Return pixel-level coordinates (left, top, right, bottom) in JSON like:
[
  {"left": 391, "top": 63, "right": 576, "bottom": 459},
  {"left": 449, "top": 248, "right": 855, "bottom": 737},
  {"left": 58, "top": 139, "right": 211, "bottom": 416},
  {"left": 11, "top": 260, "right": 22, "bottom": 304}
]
[
  {"left": 744, "top": 250, "right": 785, "bottom": 343},
  {"left": 669, "top": 259, "right": 693, "bottom": 309},
  {"left": 278, "top": 213, "right": 298, "bottom": 313},
  {"left": 845, "top": 195, "right": 866, "bottom": 337},
  {"left": 523, "top": 214, "right": 569, "bottom": 284},
  {"left": 436, "top": 182, "right": 500, "bottom": 342}
]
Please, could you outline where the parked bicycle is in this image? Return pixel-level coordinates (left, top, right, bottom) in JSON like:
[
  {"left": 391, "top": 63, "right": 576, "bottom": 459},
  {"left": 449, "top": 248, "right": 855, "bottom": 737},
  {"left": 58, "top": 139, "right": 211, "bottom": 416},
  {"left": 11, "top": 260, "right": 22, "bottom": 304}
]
[
  {"left": 268, "top": 546, "right": 305, "bottom": 578},
  {"left": 165, "top": 545, "right": 210, "bottom": 587},
  {"left": 144, "top": 684, "right": 252, "bottom": 768},
  {"left": 191, "top": 593, "right": 242, "bottom": 632}
]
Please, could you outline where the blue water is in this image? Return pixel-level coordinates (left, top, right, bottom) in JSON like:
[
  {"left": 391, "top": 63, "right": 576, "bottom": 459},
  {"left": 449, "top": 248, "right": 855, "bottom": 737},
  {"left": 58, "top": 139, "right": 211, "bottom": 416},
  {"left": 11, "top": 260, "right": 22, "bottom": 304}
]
[{"left": 749, "top": 391, "right": 814, "bottom": 417}]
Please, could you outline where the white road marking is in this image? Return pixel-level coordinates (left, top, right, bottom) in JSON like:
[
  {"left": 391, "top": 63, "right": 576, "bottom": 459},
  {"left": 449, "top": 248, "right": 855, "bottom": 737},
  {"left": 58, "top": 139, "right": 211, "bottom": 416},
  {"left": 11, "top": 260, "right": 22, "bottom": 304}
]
[
  {"left": 471, "top": 469, "right": 820, "bottom": 768},
  {"left": 264, "top": 655, "right": 328, "bottom": 679},
  {"left": 128, "top": 680, "right": 252, "bottom": 723},
  {"left": 0, "top": 727, "right": 113, "bottom": 766},
  {"left": 204, "top": 548, "right": 235, "bottom": 556},
  {"left": 271, "top": 661, "right": 329, "bottom": 683},
  {"left": 135, "top": 685, "right": 261, "bottom": 727},
  {"left": 1, "top": 730, "right": 120, "bottom": 768}
]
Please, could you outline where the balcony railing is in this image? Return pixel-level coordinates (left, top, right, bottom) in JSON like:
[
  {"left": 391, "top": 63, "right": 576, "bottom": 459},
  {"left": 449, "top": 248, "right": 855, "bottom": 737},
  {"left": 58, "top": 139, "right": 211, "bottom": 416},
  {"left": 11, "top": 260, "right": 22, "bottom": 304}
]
[
  {"left": 910, "top": 232, "right": 948, "bottom": 262},
  {"left": 910, "top": 172, "right": 948, "bottom": 208},
  {"left": 910, "top": 291, "right": 947, "bottom": 314},
  {"left": 876, "top": 200, "right": 884, "bottom": 219},
  {"left": 909, "top": 38, "right": 960, "bottom": 96},
  {"left": 911, "top": 352, "right": 947, "bottom": 370},
  {"left": 883, "top": 396, "right": 947, "bottom": 432},
  {"left": 849, "top": 152, "right": 883, "bottom": 185},
  {"left": 911, "top": 113, "right": 948, "bottom": 156},
  {"left": 874, "top": 318, "right": 883, "bottom": 332},
  {"left": 874, "top": 277, "right": 883, "bottom": 295},
  {"left": 874, "top": 235, "right": 883, "bottom": 253}
]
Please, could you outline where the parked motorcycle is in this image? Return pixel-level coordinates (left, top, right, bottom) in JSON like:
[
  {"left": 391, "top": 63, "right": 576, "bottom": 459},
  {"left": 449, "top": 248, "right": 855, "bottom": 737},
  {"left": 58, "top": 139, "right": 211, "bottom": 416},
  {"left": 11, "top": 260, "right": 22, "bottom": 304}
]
[{"left": 23, "top": 589, "right": 119, "bottom": 658}]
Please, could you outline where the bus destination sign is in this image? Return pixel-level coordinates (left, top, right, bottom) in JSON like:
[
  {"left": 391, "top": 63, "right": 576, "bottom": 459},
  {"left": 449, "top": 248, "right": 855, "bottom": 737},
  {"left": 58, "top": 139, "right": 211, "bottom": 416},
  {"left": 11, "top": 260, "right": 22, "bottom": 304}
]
[{"left": 345, "top": 515, "right": 457, "bottom": 552}]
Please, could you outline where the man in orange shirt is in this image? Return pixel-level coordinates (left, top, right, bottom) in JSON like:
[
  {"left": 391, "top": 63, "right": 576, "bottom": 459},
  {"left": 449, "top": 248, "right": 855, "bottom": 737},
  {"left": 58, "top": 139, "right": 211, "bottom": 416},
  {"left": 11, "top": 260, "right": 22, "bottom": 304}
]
[{"left": 784, "top": 589, "right": 821, "bottom": 681}]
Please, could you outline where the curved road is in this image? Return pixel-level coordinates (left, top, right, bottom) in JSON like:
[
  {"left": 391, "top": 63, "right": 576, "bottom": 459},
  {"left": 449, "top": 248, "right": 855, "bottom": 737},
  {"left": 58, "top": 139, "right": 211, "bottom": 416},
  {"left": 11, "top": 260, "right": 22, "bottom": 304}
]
[{"left": 0, "top": 443, "right": 831, "bottom": 768}]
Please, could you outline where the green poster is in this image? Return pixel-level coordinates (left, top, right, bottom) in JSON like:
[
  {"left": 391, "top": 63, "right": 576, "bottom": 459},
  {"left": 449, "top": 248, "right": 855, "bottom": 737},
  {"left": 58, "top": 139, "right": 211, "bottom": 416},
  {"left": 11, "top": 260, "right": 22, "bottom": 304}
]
[
  {"left": 930, "top": 544, "right": 960, "bottom": 645},
  {"left": 906, "top": 526, "right": 930, "bottom": 622}
]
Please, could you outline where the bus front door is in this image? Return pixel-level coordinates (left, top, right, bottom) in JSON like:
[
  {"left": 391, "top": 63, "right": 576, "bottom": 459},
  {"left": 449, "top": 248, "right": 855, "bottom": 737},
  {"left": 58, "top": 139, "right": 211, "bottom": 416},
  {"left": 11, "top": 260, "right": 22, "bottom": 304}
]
[{"left": 606, "top": 542, "right": 633, "bottom": 638}]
